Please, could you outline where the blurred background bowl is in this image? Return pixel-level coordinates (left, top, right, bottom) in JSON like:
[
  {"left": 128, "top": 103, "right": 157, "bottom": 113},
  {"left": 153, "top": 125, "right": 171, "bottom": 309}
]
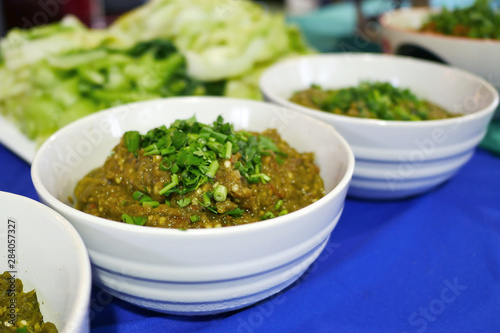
[
  {"left": 31, "top": 96, "right": 354, "bottom": 315},
  {"left": 260, "top": 53, "right": 499, "bottom": 200},
  {"left": 0, "top": 191, "right": 91, "bottom": 333},
  {"left": 379, "top": 6, "right": 500, "bottom": 117}
]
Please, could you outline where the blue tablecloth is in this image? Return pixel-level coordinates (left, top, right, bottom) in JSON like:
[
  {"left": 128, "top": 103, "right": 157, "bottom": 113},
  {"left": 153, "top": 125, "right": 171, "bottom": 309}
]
[{"left": 1, "top": 136, "right": 499, "bottom": 332}]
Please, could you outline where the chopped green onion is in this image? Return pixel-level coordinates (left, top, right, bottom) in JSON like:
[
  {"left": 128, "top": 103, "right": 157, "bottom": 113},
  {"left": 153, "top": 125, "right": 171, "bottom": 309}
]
[
  {"left": 225, "top": 207, "right": 245, "bottom": 218},
  {"left": 132, "top": 191, "right": 145, "bottom": 201},
  {"left": 161, "top": 146, "right": 176, "bottom": 155},
  {"left": 260, "top": 173, "right": 271, "bottom": 184},
  {"left": 224, "top": 141, "right": 232, "bottom": 159},
  {"left": 274, "top": 200, "right": 283, "bottom": 211},
  {"left": 124, "top": 131, "right": 140, "bottom": 154},
  {"left": 170, "top": 163, "right": 180, "bottom": 174},
  {"left": 159, "top": 157, "right": 173, "bottom": 171},
  {"left": 190, "top": 215, "right": 201, "bottom": 223},
  {"left": 143, "top": 144, "right": 160, "bottom": 156},
  {"left": 213, "top": 185, "right": 228, "bottom": 202},
  {"left": 279, "top": 209, "right": 288, "bottom": 216},
  {"left": 159, "top": 174, "right": 179, "bottom": 195},
  {"left": 206, "top": 160, "right": 219, "bottom": 178},
  {"left": 203, "top": 191, "right": 212, "bottom": 207},
  {"left": 124, "top": 116, "right": 286, "bottom": 202},
  {"left": 121, "top": 214, "right": 147, "bottom": 226},
  {"left": 261, "top": 212, "right": 275, "bottom": 220},
  {"left": 143, "top": 201, "right": 159, "bottom": 208}
]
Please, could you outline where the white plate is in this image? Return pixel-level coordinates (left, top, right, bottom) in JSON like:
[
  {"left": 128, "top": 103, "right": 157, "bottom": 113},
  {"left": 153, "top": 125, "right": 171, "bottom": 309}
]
[{"left": 0, "top": 114, "right": 37, "bottom": 163}]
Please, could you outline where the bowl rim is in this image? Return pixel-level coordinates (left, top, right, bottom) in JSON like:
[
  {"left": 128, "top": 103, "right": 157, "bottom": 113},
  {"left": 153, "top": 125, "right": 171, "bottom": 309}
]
[
  {"left": 31, "top": 96, "right": 355, "bottom": 237},
  {"left": 379, "top": 7, "right": 500, "bottom": 45},
  {"left": 0, "top": 191, "right": 92, "bottom": 332},
  {"left": 259, "top": 53, "right": 500, "bottom": 128}
]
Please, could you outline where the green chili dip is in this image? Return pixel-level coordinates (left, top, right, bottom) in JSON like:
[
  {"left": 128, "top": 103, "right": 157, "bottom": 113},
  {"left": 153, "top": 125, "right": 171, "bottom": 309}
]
[
  {"left": 420, "top": 0, "right": 500, "bottom": 39},
  {"left": 289, "top": 82, "right": 459, "bottom": 121},
  {"left": 0, "top": 272, "right": 58, "bottom": 333},
  {"left": 74, "top": 116, "right": 325, "bottom": 229}
]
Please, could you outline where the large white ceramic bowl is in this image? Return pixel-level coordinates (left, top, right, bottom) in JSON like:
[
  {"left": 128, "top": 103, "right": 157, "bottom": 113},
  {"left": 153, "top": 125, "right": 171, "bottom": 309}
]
[
  {"left": 31, "top": 97, "right": 354, "bottom": 315},
  {"left": 260, "top": 53, "right": 499, "bottom": 200},
  {"left": 379, "top": 7, "right": 500, "bottom": 117},
  {"left": 0, "top": 191, "right": 91, "bottom": 333}
]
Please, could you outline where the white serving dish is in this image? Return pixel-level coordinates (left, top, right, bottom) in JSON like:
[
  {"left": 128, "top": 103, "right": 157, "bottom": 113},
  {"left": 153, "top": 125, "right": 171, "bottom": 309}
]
[
  {"left": 31, "top": 96, "right": 355, "bottom": 315},
  {"left": 0, "top": 191, "right": 92, "bottom": 333},
  {"left": 260, "top": 53, "right": 499, "bottom": 199},
  {"left": 379, "top": 7, "right": 500, "bottom": 117}
]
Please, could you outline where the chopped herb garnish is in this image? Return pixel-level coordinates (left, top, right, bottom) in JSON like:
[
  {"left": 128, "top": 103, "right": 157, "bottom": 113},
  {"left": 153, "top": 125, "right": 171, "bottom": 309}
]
[
  {"left": 177, "top": 198, "right": 191, "bottom": 207},
  {"left": 203, "top": 191, "right": 212, "bottom": 207},
  {"left": 120, "top": 116, "right": 288, "bottom": 221},
  {"left": 206, "top": 160, "right": 219, "bottom": 178},
  {"left": 261, "top": 212, "right": 275, "bottom": 220},
  {"left": 195, "top": 198, "right": 218, "bottom": 214},
  {"left": 131, "top": 190, "right": 160, "bottom": 208},
  {"left": 159, "top": 174, "right": 179, "bottom": 195},
  {"left": 124, "top": 131, "right": 140, "bottom": 154},
  {"left": 274, "top": 200, "right": 283, "bottom": 211},
  {"left": 124, "top": 115, "right": 285, "bottom": 203},
  {"left": 420, "top": 0, "right": 500, "bottom": 39},
  {"left": 290, "top": 82, "right": 458, "bottom": 121},
  {"left": 279, "top": 209, "right": 289, "bottom": 216},
  {"left": 121, "top": 214, "right": 147, "bottom": 226},
  {"left": 190, "top": 215, "right": 201, "bottom": 223},
  {"left": 225, "top": 208, "right": 245, "bottom": 218},
  {"left": 143, "top": 201, "right": 160, "bottom": 208}
]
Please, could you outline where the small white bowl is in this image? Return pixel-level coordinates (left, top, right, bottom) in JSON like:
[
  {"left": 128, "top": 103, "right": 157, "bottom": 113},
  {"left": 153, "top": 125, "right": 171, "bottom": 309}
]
[
  {"left": 31, "top": 97, "right": 354, "bottom": 315},
  {"left": 379, "top": 7, "right": 500, "bottom": 117},
  {"left": 0, "top": 191, "right": 91, "bottom": 333},
  {"left": 260, "top": 53, "right": 499, "bottom": 199}
]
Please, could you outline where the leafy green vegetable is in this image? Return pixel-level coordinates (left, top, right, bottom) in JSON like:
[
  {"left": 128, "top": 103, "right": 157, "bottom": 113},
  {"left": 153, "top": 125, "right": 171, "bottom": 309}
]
[
  {"left": 0, "top": 37, "right": 222, "bottom": 144},
  {"left": 108, "top": 0, "right": 312, "bottom": 97},
  {"left": 0, "top": 15, "right": 111, "bottom": 69},
  {"left": 420, "top": 0, "right": 500, "bottom": 39},
  {"left": 0, "top": 0, "right": 312, "bottom": 145}
]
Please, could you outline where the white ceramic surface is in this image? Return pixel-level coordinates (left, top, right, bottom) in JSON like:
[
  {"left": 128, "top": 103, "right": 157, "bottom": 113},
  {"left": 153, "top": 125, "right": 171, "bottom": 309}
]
[
  {"left": 379, "top": 7, "right": 500, "bottom": 117},
  {"left": 31, "top": 97, "right": 355, "bottom": 315},
  {"left": 0, "top": 191, "right": 91, "bottom": 333},
  {"left": 0, "top": 114, "right": 38, "bottom": 163},
  {"left": 259, "top": 53, "right": 499, "bottom": 199}
]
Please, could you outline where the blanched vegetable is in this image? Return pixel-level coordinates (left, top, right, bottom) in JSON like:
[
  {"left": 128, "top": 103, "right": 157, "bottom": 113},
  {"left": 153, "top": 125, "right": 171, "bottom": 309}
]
[
  {"left": 109, "top": 0, "right": 311, "bottom": 92},
  {"left": 0, "top": 38, "right": 220, "bottom": 143},
  {"left": 0, "top": 0, "right": 311, "bottom": 144},
  {"left": 0, "top": 16, "right": 114, "bottom": 70}
]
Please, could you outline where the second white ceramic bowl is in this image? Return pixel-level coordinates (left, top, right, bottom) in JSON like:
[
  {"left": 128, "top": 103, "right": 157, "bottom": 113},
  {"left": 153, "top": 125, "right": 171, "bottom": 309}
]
[
  {"left": 260, "top": 53, "right": 499, "bottom": 199},
  {"left": 31, "top": 97, "right": 354, "bottom": 315},
  {"left": 0, "top": 191, "right": 92, "bottom": 333}
]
